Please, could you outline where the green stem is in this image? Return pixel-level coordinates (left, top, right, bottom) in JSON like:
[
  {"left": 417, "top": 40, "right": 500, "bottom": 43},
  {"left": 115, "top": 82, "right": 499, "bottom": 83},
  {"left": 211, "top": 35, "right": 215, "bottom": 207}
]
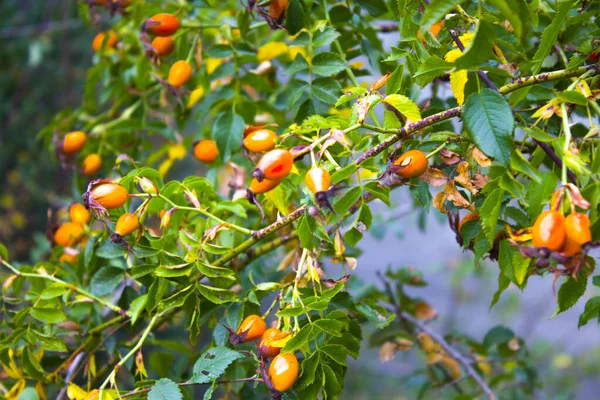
[
  {"left": 560, "top": 103, "right": 572, "bottom": 185},
  {"left": 293, "top": 123, "right": 361, "bottom": 160},
  {"left": 1, "top": 260, "right": 127, "bottom": 316},
  {"left": 186, "top": 33, "right": 201, "bottom": 63},
  {"left": 133, "top": 193, "right": 253, "bottom": 235},
  {"left": 98, "top": 313, "right": 160, "bottom": 393},
  {"left": 426, "top": 141, "right": 449, "bottom": 159}
]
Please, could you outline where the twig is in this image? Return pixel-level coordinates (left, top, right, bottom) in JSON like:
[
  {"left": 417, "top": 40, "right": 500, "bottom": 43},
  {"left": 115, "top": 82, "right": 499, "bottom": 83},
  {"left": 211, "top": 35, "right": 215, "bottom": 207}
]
[
  {"left": 118, "top": 376, "right": 260, "bottom": 398},
  {"left": 401, "top": 312, "right": 497, "bottom": 400}
]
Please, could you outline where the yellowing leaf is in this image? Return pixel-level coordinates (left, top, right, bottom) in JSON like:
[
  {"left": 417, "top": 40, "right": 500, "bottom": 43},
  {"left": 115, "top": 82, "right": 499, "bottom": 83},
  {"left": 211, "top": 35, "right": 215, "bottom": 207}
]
[
  {"left": 329, "top": 107, "right": 352, "bottom": 117},
  {"left": 168, "top": 144, "right": 187, "bottom": 160},
  {"left": 158, "top": 159, "right": 174, "bottom": 178},
  {"left": 205, "top": 57, "right": 222, "bottom": 74},
  {"left": 454, "top": 161, "right": 478, "bottom": 195},
  {"left": 472, "top": 146, "right": 492, "bottom": 167},
  {"left": 257, "top": 41, "right": 289, "bottom": 62},
  {"left": 445, "top": 48, "right": 468, "bottom": 105},
  {"left": 35, "top": 381, "right": 48, "bottom": 400},
  {"left": 2, "top": 349, "right": 22, "bottom": 379},
  {"left": 288, "top": 46, "right": 306, "bottom": 60},
  {"left": 382, "top": 94, "right": 422, "bottom": 122},
  {"left": 419, "top": 167, "right": 448, "bottom": 187},
  {"left": 350, "top": 61, "right": 365, "bottom": 69},
  {"left": 505, "top": 225, "right": 532, "bottom": 242},
  {"left": 187, "top": 86, "right": 205, "bottom": 109},
  {"left": 67, "top": 383, "right": 88, "bottom": 400},
  {"left": 576, "top": 79, "right": 592, "bottom": 98},
  {"left": 441, "top": 355, "right": 462, "bottom": 379},
  {"left": 532, "top": 99, "right": 562, "bottom": 120},
  {"left": 415, "top": 301, "right": 438, "bottom": 320},
  {"left": 6, "top": 379, "right": 26, "bottom": 400}
]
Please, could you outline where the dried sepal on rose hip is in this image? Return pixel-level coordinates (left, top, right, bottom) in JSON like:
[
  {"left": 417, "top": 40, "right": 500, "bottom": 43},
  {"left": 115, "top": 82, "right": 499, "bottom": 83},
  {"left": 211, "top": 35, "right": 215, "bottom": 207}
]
[
  {"left": 82, "top": 179, "right": 129, "bottom": 216},
  {"left": 305, "top": 167, "right": 336, "bottom": 214},
  {"left": 246, "top": 177, "right": 282, "bottom": 220},
  {"left": 225, "top": 315, "right": 267, "bottom": 345}
]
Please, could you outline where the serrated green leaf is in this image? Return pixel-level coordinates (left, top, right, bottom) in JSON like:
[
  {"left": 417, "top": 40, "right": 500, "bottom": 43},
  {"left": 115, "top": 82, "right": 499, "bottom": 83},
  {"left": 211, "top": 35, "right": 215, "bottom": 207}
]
[
  {"left": 212, "top": 111, "right": 245, "bottom": 162},
  {"left": 463, "top": 89, "right": 515, "bottom": 166},
  {"left": 383, "top": 94, "right": 421, "bottom": 121},
  {"left": 531, "top": 0, "right": 577, "bottom": 74},
  {"left": 283, "top": 325, "right": 315, "bottom": 353},
  {"left": 479, "top": 188, "right": 504, "bottom": 244},
  {"left": 191, "top": 347, "right": 244, "bottom": 384},
  {"left": 286, "top": 0, "right": 305, "bottom": 35},
  {"left": 312, "top": 77, "right": 343, "bottom": 105},
  {"left": 30, "top": 307, "right": 66, "bottom": 324},
  {"left": 421, "top": 0, "right": 465, "bottom": 33},
  {"left": 148, "top": 378, "right": 183, "bottom": 400},
  {"left": 333, "top": 186, "right": 362, "bottom": 215},
  {"left": 91, "top": 266, "right": 124, "bottom": 296},
  {"left": 313, "top": 27, "right": 341, "bottom": 47},
  {"left": 313, "top": 319, "right": 343, "bottom": 337},
  {"left": 578, "top": 296, "right": 600, "bottom": 328},
  {"left": 554, "top": 274, "right": 588, "bottom": 317},
  {"left": 197, "top": 284, "right": 239, "bottom": 304},
  {"left": 27, "top": 329, "right": 67, "bottom": 352}
]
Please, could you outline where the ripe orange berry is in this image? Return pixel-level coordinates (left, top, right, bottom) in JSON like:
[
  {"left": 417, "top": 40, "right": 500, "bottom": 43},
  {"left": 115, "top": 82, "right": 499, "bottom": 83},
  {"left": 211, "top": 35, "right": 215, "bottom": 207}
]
[
  {"left": 458, "top": 212, "right": 480, "bottom": 232},
  {"left": 193, "top": 140, "right": 218, "bottom": 163},
  {"left": 253, "top": 149, "right": 293, "bottom": 182},
  {"left": 54, "top": 222, "right": 84, "bottom": 247},
  {"left": 560, "top": 235, "right": 582, "bottom": 257},
  {"left": 62, "top": 131, "right": 87, "bottom": 155},
  {"left": 565, "top": 213, "right": 592, "bottom": 245},
  {"left": 92, "top": 31, "right": 118, "bottom": 52},
  {"left": 237, "top": 315, "right": 266, "bottom": 342},
  {"left": 243, "top": 129, "right": 277, "bottom": 153},
  {"left": 249, "top": 177, "right": 281, "bottom": 194},
  {"left": 70, "top": 203, "right": 91, "bottom": 225},
  {"left": 393, "top": 149, "right": 428, "bottom": 178},
  {"left": 168, "top": 60, "right": 193, "bottom": 88},
  {"left": 146, "top": 14, "right": 180, "bottom": 37},
  {"left": 259, "top": 328, "right": 291, "bottom": 359},
  {"left": 305, "top": 167, "right": 331, "bottom": 195},
  {"left": 115, "top": 213, "right": 139, "bottom": 237},
  {"left": 532, "top": 210, "right": 566, "bottom": 251},
  {"left": 89, "top": 183, "right": 128, "bottom": 210},
  {"left": 418, "top": 21, "right": 444, "bottom": 44},
  {"left": 82, "top": 154, "right": 102, "bottom": 176},
  {"left": 268, "top": 353, "right": 299, "bottom": 392},
  {"left": 269, "top": 0, "right": 289, "bottom": 19},
  {"left": 151, "top": 36, "right": 175, "bottom": 57}
]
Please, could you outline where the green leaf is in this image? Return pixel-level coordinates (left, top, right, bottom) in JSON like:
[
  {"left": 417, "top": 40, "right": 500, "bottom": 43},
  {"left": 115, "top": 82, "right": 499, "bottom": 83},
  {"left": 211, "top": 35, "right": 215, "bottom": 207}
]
[
  {"left": 129, "top": 294, "right": 147, "bottom": 325},
  {"left": 286, "top": 0, "right": 305, "bottom": 35},
  {"left": 333, "top": 186, "right": 362, "bottom": 215},
  {"left": 297, "top": 214, "right": 315, "bottom": 250},
  {"left": 155, "top": 262, "right": 195, "bottom": 277},
  {"left": 206, "top": 44, "right": 232, "bottom": 59},
  {"left": 148, "top": 378, "right": 183, "bottom": 400},
  {"left": 90, "top": 266, "right": 124, "bottom": 296},
  {"left": 483, "top": 325, "right": 514, "bottom": 348},
  {"left": 463, "top": 89, "right": 515, "bottom": 166},
  {"left": 385, "top": 64, "right": 404, "bottom": 95},
  {"left": 30, "top": 307, "right": 66, "bottom": 324},
  {"left": 525, "top": 126, "right": 554, "bottom": 142},
  {"left": 287, "top": 79, "right": 310, "bottom": 108},
  {"left": 335, "top": 87, "right": 367, "bottom": 107},
  {"left": 498, "top": 241, "right": 530, "bottom": 287},
  {"left": 414, "top": 55, "right": 453, "bottom": 83},
  {"left": 39, "top": 283, "right": 68, "bottom": 300},
  {"left": 21, "top": 346, "right": 45, "bottom": 380},
  {"left": 27, "top": 329, "right": 67, "bottom": 352},
  {"left": 283, "top": 325, "right": 315, "bottom": 353},
  {"left": 298, "top": 352, "right": 319, "bottom": 389},
  {"left": 490, "top": 272, "right": 511, "bottom": 309},
  {"left": 312, "top": 53, "right": 346, "bottom": 76},
  {"left": 578, "top": 297, "right": 600, "bottom": 328},
  {"left": 531, "top": 0, "right": 577, "bottom": 74},
  {"left": 330, "top": 163, "right": 359, "bottom": 183},
  {"left": 313, "top": 27, "right": 341, "bottom": 47},
  {"left": 479, "top": 188, "right": 504, "bottom": 244},
  {"left": 313, "top": 319, "right": 343, "bottom": 337},
  {"left": 95, "top": 240, "right": 126, "bottom": 259},
  {"left": 322, "top": 364, "right": 343, "bottom": 398},
  {"left": 356, "top": 0, "right": 387, "bottom": 16},
  {"left": 525, "top": 172, "right": 558, "bottom": 220},
  {"left": 382, "top": 94, "right": 421, "bottom": 121},
  {"left": 191, "top": 347, "right": 244, "bottom": 384},
  {"left": 487, "top": 0, "right": 527, "bottom": 42},
  {"left": 554, "top": 275, "right": 588, "bottom": 317},
  {"left": 356, "top": 302, "right": 395, "bottom": 329},
  {"left": 159, "top": 286, "right": 194, "bottom": 312},
  {"left": 557, "top": 90, "right": 588, "bottom": 106},
  {"left": 212, "top": 112, "right": 245, "bottom": 162},
  {"left": 197, "top": 284, "right": 239, "bottom": 304},
  {"left": 312, "top": 77, "right": 343, "bottom": 105},
  {"left": 0, "top": 242, "right": 8, "bottom": 261},
  {"left": 287, "top": 53, "right": 309, "bottom": 75},
  {"left": 455, "top": 20, "right": 496, "bottom": 70},
  {"left": 421, "top": 0, "right": 465, "bottom": 33},
  {"left": 510, "top": 150, "right": 541, "bottom": 183},
  {"left": 320, "top": 344, "right": 348, "bottom": 366}
]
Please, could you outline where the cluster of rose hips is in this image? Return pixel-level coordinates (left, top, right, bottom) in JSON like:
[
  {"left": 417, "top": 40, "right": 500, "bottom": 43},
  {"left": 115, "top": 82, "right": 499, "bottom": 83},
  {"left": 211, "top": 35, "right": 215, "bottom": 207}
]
[
  {"left": 526, "top": 208, "right": 593, "bottom": 268},
  {"left": 57, "top": 131, "right": 103, "bottom": 176},
  {"left": 228, "top": 315, "right": 298, "bottom": 396}
]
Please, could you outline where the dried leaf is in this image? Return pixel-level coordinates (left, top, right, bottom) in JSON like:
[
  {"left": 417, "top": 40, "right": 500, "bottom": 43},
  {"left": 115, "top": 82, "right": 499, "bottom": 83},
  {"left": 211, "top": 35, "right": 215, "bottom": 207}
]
[
  {"left": 379, "top": 341, "right": 399, "bottom": 363},
  {"left": 471, "top": 146, "right": 492, "bottom": 167},
  {"left": 370, "top": 72, "right": 392, "bottom": 92},
  {"left": 414, "top": 301, "right": 438, "bottom": 321},
  {"left": 471, "top": 172, "right": 490, "bottom": 189},
  {"left": 135, "top": 351, "right": 148, "bottom": 379},
  {"left": 419, "top": 168, "right": 448, "bottom": 187},
  {"left": 345, "top": 257, "right": 358, "bottom": 270},
  {"left": 439, "top": 148, "right": 461, "bottom": 165},
  {"left": 454, "top": 161, "right": 478, "bottom": 195},
  {"left": 565, "top": 183, "right": 591, "bottom": 210},
  {"left": 441, "top": 355, "right": 462, "bottom": 379}
]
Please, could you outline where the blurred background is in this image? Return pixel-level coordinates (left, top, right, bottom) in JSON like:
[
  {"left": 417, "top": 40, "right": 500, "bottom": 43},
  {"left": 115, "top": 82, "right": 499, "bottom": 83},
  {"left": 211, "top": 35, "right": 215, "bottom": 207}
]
[{"left": 1, "top": 1, "right": 599, "bottom": 398}]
